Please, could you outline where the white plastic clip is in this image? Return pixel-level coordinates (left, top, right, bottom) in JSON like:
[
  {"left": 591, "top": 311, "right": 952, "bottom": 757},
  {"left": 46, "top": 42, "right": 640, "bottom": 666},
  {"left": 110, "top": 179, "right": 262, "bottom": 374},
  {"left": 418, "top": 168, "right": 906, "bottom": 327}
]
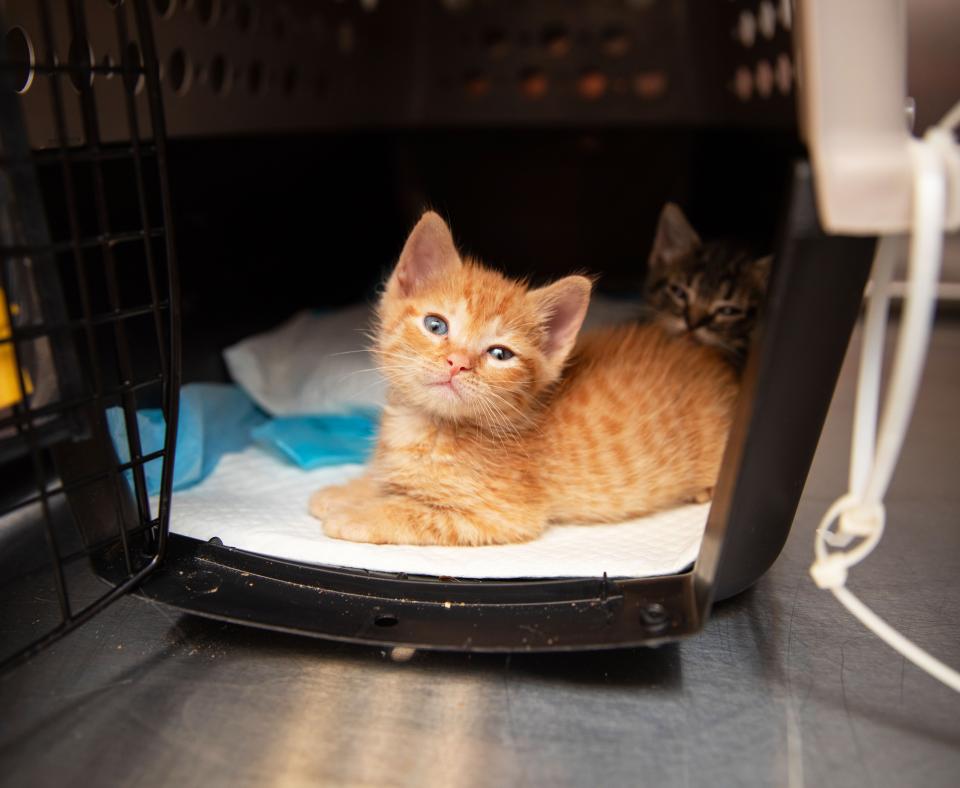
[{"left": 838, "top": 501, "right": 885, "bottom": 539}]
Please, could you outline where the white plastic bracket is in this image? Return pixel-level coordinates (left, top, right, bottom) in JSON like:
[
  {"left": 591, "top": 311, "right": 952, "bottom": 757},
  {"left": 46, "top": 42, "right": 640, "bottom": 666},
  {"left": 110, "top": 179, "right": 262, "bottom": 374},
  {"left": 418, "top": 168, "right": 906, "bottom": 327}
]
[{"left": 797, "top": 0, "right": 960, "bottom": 235}]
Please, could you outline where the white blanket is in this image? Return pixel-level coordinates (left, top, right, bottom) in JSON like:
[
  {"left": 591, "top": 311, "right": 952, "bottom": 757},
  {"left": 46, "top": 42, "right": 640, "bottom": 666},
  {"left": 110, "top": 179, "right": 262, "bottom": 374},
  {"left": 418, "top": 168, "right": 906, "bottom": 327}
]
[{"left": 167, "top": 446, "right": 709, "bottom": 579}]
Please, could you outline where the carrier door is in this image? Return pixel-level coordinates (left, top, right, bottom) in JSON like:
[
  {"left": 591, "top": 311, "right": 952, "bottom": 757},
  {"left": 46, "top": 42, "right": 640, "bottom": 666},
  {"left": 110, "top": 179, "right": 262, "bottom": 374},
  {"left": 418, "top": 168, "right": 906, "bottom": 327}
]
[{"left": 0, "top": 0, "right": 179, "bottom": 672}]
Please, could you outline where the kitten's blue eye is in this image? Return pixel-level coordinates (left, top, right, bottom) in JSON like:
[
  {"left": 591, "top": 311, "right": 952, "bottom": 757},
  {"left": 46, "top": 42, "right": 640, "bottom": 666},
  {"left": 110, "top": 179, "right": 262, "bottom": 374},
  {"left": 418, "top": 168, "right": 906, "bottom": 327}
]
[
  {"left": 715, "top": 306, "right": 743, "bottom": 317},
  {"left": 667, "top": 284, "right": 688, "bottom": 301},
  {"left": 424, "top": 315, "right": 448, "bottom": 335},
  {"left": 487, "top": 346, "right": 514, "bottom": 361}
]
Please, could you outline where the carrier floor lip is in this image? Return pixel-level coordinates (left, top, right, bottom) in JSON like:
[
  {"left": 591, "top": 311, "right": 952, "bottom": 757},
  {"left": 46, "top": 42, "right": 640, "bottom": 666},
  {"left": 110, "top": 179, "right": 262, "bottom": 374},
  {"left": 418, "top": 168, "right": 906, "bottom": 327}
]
[{"left": 101, "top": 533, "right": 697, "bottom": 652}]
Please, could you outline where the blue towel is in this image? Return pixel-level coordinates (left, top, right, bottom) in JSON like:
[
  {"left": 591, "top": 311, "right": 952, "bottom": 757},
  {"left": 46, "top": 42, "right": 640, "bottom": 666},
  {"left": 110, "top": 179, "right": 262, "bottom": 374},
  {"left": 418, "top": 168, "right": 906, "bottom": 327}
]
[
  {"left": 251, "top": 409, "right": 379, "bottom": 470},
  {"left": 106, "top": 383, "right": 267, "bottom": 494},
  {"left": 107, "top": 383, "right": 380, "bottom": 494}
]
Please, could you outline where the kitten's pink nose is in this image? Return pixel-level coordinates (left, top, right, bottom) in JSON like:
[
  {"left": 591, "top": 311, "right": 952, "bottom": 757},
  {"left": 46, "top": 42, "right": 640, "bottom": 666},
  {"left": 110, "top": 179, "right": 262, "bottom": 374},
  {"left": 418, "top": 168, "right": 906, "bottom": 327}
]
[{"left": 446, "top": 352, "right": 472, "bottom": 377}]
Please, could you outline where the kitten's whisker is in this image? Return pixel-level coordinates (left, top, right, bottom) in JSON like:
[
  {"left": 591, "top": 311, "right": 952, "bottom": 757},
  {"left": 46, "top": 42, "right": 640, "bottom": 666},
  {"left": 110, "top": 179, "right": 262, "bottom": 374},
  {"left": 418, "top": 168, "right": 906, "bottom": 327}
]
[
  {"left": 325, "top": 349, "right": 374, "bottom": 358},
  {"left": 483, "top": 388, "right": 542, "bottom": 437},
  {"left": 483, "top": 388, "right": 529, "bottom": 421},
  {"left": 471, "top": 393, "right": 523, "bottom": 449},
  {"left": 470, "top": 400, "right": 495, "bottom": 446},
  {"left": 503, "top": 393, "right": 550, "bottom": 428},
  {"left": 486, "top": 404, "right": 526, "bottom": 447},
  {"left": 375, "top": 349, "right": 427, "bottom": 365},
  {"left": 337, "top": 364, "right": 405, "bottom": 375},
  {"left": 470, "top": 396, "right": 497, "bottom": 443},
  {"left": 477, "top": 398, "right": 511, "bottom": 452},
  {"left": 333, "top": 364, "right": 410, "bottom": 383}
]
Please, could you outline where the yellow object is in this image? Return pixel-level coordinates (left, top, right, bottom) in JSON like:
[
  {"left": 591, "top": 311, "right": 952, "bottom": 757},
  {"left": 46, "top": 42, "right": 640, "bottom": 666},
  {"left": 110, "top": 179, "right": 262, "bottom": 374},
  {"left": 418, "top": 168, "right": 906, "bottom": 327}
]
[{"left": 0, "top": 287, "right": 33, "bottom": 409}]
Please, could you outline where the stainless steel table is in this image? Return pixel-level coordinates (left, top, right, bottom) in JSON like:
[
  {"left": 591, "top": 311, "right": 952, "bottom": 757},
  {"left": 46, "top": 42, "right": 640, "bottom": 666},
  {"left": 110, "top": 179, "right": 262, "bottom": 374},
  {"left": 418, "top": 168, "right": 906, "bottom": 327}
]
[{"left": 2, "top": 320, "right": 958, "bottom": 787}]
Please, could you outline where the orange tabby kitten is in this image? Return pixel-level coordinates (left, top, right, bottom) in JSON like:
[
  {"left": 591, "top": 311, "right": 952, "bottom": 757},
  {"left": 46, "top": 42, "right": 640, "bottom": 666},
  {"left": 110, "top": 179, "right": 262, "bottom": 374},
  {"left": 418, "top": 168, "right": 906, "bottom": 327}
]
[{"left": 308, "top": 212, "right": 738, "bottom": 545}]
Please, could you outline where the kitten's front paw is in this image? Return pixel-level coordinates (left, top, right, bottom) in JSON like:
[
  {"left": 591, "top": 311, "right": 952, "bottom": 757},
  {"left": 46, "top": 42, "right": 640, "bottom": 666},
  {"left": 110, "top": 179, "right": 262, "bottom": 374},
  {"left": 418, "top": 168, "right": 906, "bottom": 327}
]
[
  {"left": 322, "top": 509, "right": 382, "bottom": 544},
  {"left": 308, "top": 489, "right": 333, "bottom": 519},
  {"left": 308, "top": 476, "right": 376, "bottom": 521},
  {"left": 322, "top": 498, "right": 427, "bottom": 544}
]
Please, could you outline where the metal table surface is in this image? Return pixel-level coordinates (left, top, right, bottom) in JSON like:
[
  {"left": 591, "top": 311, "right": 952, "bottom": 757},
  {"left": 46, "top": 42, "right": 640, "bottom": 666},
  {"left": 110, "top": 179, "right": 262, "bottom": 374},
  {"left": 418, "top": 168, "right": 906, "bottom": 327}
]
[{"left": 2, "top": 319, "right": 958, "bottom": 787}]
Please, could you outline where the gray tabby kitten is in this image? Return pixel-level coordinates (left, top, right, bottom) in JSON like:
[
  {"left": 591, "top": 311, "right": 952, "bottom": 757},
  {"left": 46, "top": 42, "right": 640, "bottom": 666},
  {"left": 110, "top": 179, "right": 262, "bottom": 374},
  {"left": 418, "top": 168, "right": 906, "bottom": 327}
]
[{"left": 645, "top": 203, "right": 771, "bottom": 365}]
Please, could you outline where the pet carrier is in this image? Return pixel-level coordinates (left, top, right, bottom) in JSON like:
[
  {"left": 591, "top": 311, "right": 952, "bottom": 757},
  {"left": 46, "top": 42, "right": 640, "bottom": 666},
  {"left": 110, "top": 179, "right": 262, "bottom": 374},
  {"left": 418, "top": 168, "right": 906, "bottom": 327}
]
[{"left": 1, "top": 0, "right": 885, "bottom": 668}]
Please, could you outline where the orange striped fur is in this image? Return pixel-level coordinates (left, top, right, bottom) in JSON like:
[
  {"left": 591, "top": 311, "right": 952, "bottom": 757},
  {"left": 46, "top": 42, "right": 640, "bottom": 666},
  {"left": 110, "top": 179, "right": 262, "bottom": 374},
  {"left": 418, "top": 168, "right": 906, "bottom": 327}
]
[{"left": 308, "top": 212, "right": 738, "bottom": 545}]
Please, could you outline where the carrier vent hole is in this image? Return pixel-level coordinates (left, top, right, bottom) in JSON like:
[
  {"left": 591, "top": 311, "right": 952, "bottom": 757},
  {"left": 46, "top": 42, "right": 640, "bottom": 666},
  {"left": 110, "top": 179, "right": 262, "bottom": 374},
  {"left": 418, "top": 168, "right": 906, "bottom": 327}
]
[
  {"left": 601, "top": 27, "right": 630, "bottom": 57},
  {"left": 153, "top": 0, "right": 175, "bottom": 19},
  {"left": 168, "top": 48, "right": 191, "bottom": 94},
  {"left": 122, "top": 41, "right": 144, "bottom": 94},
  {"left": 234, "top": 0, "right": 255, "bottom": 32},
  {"left": 247, "top": 60, "right": 265, "bottom": 95},
  {"left": 4, "top": 27, "right": 35, "bottom": 94},
  {"left": 209, "top": 54, "right": 231, "bottom": 95},
  {"left": 634, "top": 70, "right": 667, "bottom": 99},
  {"left": 375, "top": 615, "right": 399, "bottom": 628},
  {"left": 519, "top": 67, "right": 547, "bottom": 100},
  {"left": 463, "top": 71, "right": 490, "bottom": 98},
  {"left": 483, "top": 28, "right": 508, "bottom": 58},
  {"left": 195, "top": 0, "right": 220, "bottom": 27},
  {"left": 68, "top": 36, "right": 95, "bottom": 93},
  {"left": 541, "top": 25, "right": 570, "bottom": 57},
  {"left": 577, "top": 69, "right": 607, "bottom": 100}
]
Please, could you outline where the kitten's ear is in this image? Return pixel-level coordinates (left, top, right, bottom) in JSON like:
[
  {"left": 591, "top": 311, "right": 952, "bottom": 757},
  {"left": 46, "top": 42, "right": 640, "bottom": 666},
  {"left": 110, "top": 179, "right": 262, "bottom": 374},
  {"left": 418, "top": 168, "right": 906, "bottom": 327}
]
[
  {"left": 751, "top": 255, "right": 773, "bottom": 290},
  {"left": 649, "top": 203, "right": 701, "bottom": 269},
  {"left": 388, "top": 211, "right": 461, "bottom": 297},
  {"left": 527, "top": 275, "right": 593, "bottom": 370}
]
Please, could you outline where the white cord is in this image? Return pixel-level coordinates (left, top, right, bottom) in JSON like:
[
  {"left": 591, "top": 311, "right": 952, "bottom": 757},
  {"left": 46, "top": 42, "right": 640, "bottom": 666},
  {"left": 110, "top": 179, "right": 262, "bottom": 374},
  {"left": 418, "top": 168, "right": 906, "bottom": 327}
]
[{"left": 810, "top": 101, "right": 960, "bottom": 692}]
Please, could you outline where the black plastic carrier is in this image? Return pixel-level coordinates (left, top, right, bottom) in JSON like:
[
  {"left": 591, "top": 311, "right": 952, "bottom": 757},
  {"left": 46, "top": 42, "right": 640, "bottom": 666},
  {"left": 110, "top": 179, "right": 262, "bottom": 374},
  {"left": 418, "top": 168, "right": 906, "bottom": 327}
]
[{"left": 0, "top": 0, "right": 874, "bottom": 670}]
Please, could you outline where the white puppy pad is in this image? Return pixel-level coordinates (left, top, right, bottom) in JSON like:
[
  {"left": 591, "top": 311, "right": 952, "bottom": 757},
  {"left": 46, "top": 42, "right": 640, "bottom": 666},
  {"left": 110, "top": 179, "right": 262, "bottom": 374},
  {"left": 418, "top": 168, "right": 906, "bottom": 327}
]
[{"left": 167, "top": 447, "right": 709, "bottom": 579}]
